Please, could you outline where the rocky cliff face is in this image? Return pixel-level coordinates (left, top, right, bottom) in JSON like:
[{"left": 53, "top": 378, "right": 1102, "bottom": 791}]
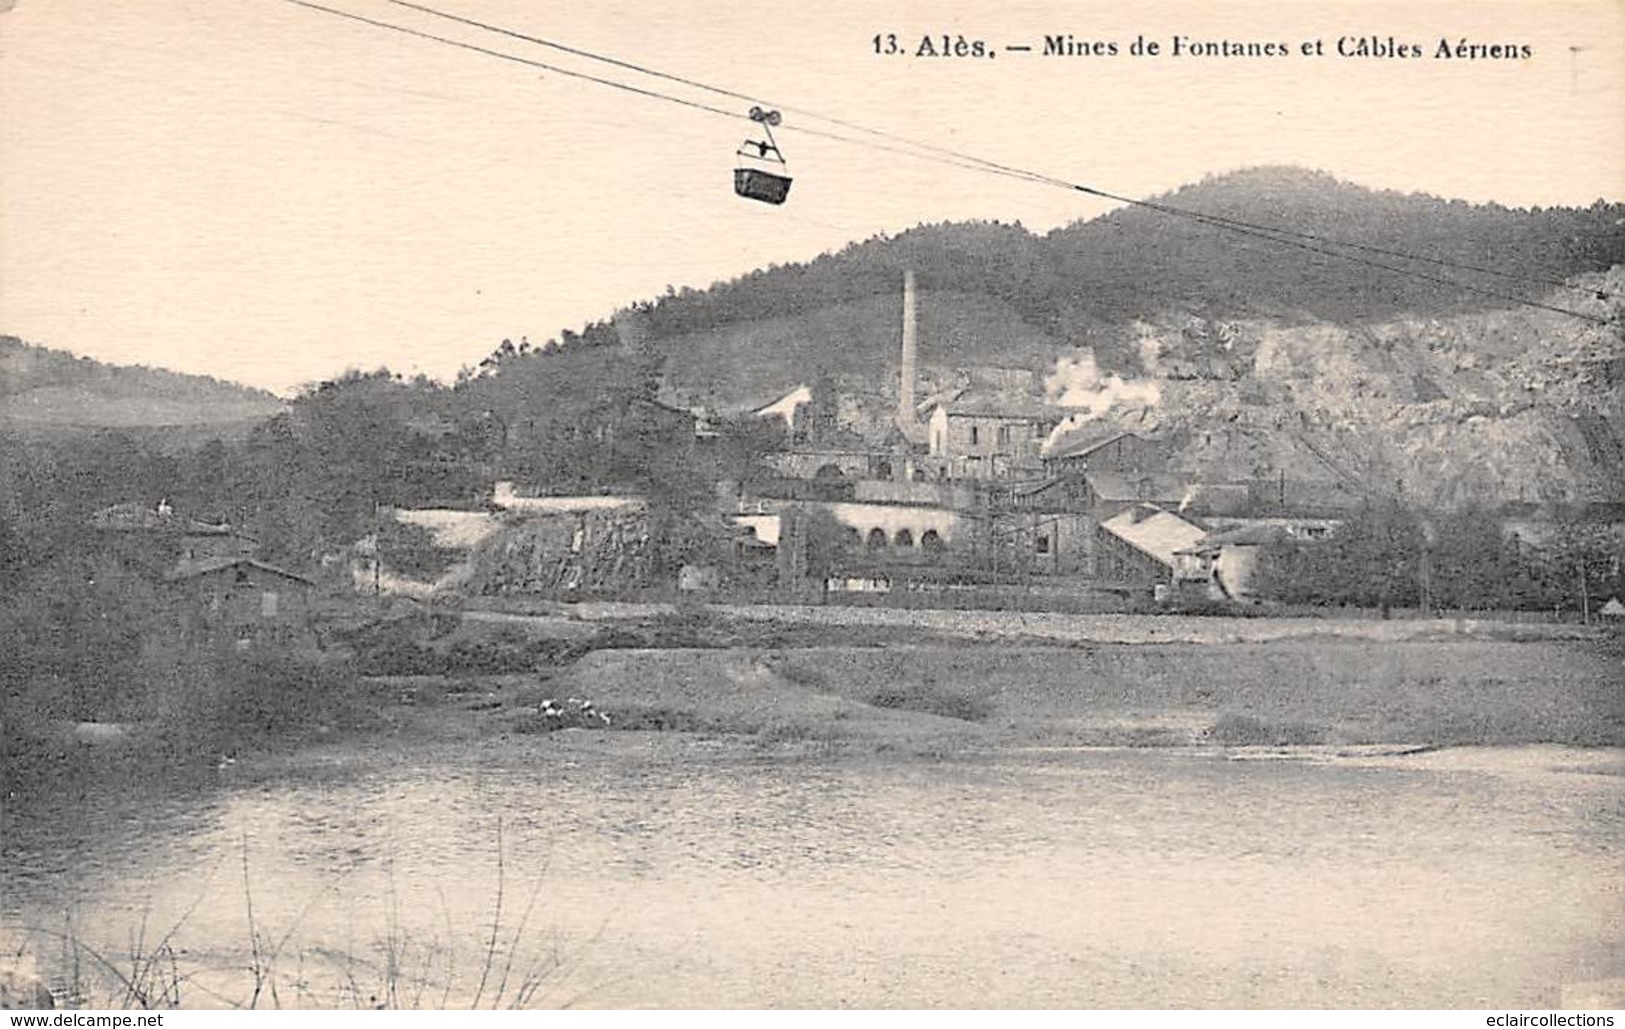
[{"left": 1041, "top": 267, "right": 1624, "bottom": 508}]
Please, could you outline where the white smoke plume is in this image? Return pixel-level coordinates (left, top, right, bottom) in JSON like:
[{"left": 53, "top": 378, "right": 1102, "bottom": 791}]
[
  {"left": 1042, "top": 349, "right": 1162, "bottom": 452},
  {"left": 1046, "top": 349, "right": 1161, "bottom": 415}
]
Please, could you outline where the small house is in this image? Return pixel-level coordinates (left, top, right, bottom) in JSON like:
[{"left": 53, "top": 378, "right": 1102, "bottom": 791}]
[{"left": 165, "top": 556, "right": 318, "bottom": 650}]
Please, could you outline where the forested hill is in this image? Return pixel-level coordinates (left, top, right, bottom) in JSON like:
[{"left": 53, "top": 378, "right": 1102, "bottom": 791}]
[
  {"left": 623, "top": 167, "right": 1623, "bottom": 372},
  {"left": 473, "top": 166, "right": 1623, "bottom": 509},
  {"left": 0, "top": 336, "right": 285, "bottom": 430},
  {"left": 1045, "top": 167, "right": 1624, "bottom": 324}
]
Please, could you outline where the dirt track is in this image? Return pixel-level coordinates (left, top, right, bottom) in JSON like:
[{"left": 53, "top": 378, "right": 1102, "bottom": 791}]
[{"left": 466, "top": 600, "right": 1606, "bottom": 646}]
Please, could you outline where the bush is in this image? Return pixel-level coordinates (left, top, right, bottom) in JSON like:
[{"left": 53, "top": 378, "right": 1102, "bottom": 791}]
[
  {"left": 866, "top": 683, "right": 993, "bottom": 722},
  {"left": 339, "top": 619, "right": 587, "bottom": 676},
  {"left": 1206, "top": 712, "right": 1328, "bottom": 746},
  {"left": 601, "top": 705, "right": 718, "bottom": 732}
]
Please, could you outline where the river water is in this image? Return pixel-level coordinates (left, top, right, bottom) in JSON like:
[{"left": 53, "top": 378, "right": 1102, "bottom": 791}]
[{"left": 4, "top": 739, "right": 1621, "bottom": 1009}]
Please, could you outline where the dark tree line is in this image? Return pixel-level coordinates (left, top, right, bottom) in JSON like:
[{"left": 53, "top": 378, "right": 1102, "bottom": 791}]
[
  {"left": 2, "top": 336, "right": 784, "bottom": 593},
  {"left": 1253, "top": 501, "right": 1624, "bottom": 613},
  {"left": 537, "top": 168, "right": 1625, "bottom": 372}
]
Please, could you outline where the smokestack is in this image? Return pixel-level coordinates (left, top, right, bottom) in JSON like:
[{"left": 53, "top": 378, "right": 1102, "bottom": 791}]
[{"left": 897, "top": 269, "right": 917, "bottom": 431}]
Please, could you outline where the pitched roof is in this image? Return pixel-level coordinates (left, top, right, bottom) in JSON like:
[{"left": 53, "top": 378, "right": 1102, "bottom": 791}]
[
  {"left": 1087, "top": 471, "right": 1186, "bottom": 503},
  {"left": 165, "top": 556, "right": 316, "bottom": 585},
  {"left": 1099, "top": 506, "right": 1208, "bottom": 569},
  {"left": 692, "top": 383, "right": 809, "bottom": 419},
  {"left": 914, "top": 385, "right": 967, "bottom": 417},
  {"left": 930, "top": 390, "right": 1066, "bottom": 421},
  {"left": 1178, "top": 523, "right": 1287, "bottom": 554},
  {"left": 1044, "top": 428, "right": 1141, "bottom": 462},
  {"left": 752, "top": 384, "right": 813, "bottom": 423}
]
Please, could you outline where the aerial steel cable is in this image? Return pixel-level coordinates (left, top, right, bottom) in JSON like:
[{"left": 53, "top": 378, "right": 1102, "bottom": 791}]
[
  {"left": 279, "top": 0, "right": 1617, "bottom": 322},
  {"left": 278, "top": 0, "right": 742, "bottom": 120},
  {"left": 376, "top": 0, "right": 1047, "bottom": 174},
  {"left": 376, "top": 0, "right": 1620, "bottom": 304},
  {"left": 275, "top": 0, "right": 1059, "bottom": 186},
  {"left": 1101, "top": 191, "right": 1620, "bottom": 299}
]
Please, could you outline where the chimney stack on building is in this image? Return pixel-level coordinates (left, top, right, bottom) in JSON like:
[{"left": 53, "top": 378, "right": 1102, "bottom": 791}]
[{"left": 897, "top": 269, "right": 918, "bottom": 433}]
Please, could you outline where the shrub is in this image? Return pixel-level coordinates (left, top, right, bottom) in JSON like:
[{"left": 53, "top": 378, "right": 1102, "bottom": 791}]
[
  {"left": 1207, "top": 712, "right": 1328, "bottom": 746},
  {"left": 340, "top": 619, "right": 588, "bottom": 676},
  {"left": 866, "top": 683, "right": 993, "bottom": 722},
  {"left": 601, "top": 706, "right": 715, "bottom": 732}
]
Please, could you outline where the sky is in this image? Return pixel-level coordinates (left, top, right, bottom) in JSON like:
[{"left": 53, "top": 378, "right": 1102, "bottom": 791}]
[{"left": 2, "top": 0, "right": 1623, "bottom": 395}]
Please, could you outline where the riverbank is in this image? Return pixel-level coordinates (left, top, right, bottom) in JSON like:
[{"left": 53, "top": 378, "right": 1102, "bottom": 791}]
[
  {"left": 8, "top": 615, "right": 1620, "bottom": 799},
  {"left": 6, "top": 732, "right": 1621, "bottom": 1009},
  {"left": 463, "top": 595, "right": 1616, "bottom": 644},
  {"left": 440, "top": 635, "right": 1625, "bottom": 753},
  {"left": 8, "top": 624, "right": 1624, "bottom": 1008},
  {"left": 7, "top": 612, "right": 1621, "bottom": 856}
]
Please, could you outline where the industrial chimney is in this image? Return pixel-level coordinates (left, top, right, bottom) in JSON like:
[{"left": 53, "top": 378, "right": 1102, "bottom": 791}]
[{"left": 896, "top": 269, "right": 918, "bottom": 433}]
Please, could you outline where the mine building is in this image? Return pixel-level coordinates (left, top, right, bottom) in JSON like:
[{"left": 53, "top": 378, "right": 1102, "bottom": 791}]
[
  {"left": 165, "top": 555, "right": 318, "bottom": 651},
  {"left": 1093, "top": 503, "right": 1209, "bottom": 588},
  {"left": 1042, "top": 428, "right": 1169, "bottom": 478},
  {"left": 922, "top": 393, "right": 1067, "bottom": 481}
]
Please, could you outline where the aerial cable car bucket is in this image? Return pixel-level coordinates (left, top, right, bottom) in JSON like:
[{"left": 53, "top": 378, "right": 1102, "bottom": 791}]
[{"left": 734, "top": 106, "right": 792, "bottom": 205}]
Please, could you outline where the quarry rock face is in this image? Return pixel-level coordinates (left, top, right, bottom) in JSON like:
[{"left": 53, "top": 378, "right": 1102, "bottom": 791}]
[
  {"left": 1002, "top": 271, "right": 1622, "bottom": 509},
  {"left": 645, "top": 253, "right": 1622, "bottom": 511},
  {"left": 465, "top": 507, "right": 658, "bottom": 595}
]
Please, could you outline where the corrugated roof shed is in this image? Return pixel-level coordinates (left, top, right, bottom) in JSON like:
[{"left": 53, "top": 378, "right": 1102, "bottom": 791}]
[{"left": 1099, "top": 506, "right": 1207, "bottom": 569}]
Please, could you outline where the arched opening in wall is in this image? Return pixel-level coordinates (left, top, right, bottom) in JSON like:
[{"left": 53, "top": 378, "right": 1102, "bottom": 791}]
[
  {"left": 873, "top": 459, "right": 893, "bottom": 480},
  {"left": 844, "top": 526, "right": 862, "bottom": 547},
  {"left": 894, "top": 529, "right": 914, "bottom": 548},
  {"left": 921, "top": 529, "right": 945, "bottom": 553},
  {"left": 866, "top": 528, "right": 888, "bottom": 549},
  {"left": 814, "top": 463, "right": 845, "bottom": 481}
]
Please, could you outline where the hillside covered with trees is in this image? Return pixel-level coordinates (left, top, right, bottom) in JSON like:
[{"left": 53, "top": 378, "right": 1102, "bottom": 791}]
[
  {"left": 4, "top": 166, "right": 1622, "bottom": 587},
  {"left": 0, "top": 336, "right": 285, "bottom": 431},
  {"left": 619, "top": 166, "right": 1624, "bottom": 375}
]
